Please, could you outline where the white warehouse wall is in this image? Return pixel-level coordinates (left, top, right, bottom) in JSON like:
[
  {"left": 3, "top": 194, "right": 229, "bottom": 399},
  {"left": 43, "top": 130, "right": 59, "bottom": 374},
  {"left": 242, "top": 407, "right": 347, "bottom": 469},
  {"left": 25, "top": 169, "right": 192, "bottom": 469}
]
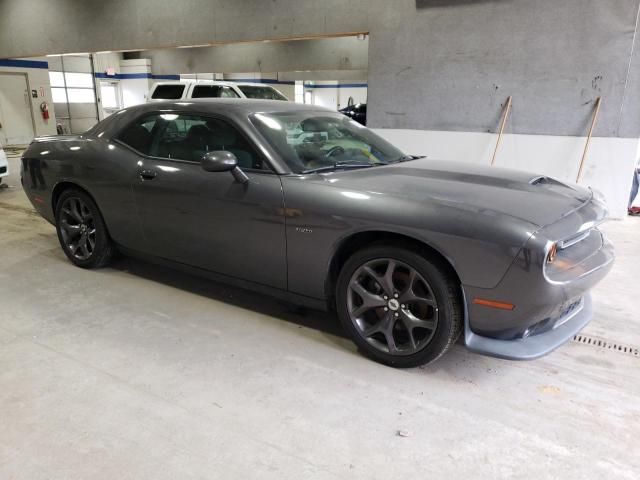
[
  {"left": 0, "top": 57, "right": 57, "bottom": 139},
  {"left": 95, "top": 57, "right": 162, "bottom": 108},
  {"left": 374, "top": 129, "right": 639, "bottom": 219},
  {"left": 120, "top": 59, "right": 154, "bottom": 107}
]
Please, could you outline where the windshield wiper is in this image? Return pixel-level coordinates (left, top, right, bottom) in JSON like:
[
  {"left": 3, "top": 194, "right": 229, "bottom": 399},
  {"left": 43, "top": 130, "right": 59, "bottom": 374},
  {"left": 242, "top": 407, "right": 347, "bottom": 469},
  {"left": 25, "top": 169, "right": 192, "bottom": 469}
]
[{"left": 303, "top": 162, "right": 378, "bottom": 174}]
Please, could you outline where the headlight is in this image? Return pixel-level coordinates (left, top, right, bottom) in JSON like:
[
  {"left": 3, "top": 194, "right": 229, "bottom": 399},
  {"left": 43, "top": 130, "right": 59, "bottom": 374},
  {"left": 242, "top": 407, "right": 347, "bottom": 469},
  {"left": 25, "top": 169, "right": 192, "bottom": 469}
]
[{"left": 546, "top": 242, "right": 558, "bottom": 264}]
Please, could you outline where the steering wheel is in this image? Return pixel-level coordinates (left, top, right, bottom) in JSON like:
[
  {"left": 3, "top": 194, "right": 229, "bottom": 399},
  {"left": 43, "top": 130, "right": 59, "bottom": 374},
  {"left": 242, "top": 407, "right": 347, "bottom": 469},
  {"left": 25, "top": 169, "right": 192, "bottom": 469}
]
[{"left": 325, "top": 146, "right": 345, "bottom": 158}]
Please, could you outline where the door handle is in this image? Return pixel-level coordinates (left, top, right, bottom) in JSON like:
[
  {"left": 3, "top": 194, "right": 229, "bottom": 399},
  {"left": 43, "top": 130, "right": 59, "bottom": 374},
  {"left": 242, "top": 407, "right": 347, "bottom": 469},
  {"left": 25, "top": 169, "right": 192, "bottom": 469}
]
[{"left": 138, "top": 169, "right": 158, "bottom": 180}]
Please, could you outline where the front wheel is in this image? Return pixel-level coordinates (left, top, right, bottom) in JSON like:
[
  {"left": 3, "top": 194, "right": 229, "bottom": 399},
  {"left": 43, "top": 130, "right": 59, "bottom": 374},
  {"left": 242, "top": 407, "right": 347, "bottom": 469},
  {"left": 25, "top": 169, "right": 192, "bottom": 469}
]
[
  {"left": 55, "top": 189, "right": 115, "bottom": 268},
  {"left": 336, "top": 246, "right": 462, "bottom": 368}
]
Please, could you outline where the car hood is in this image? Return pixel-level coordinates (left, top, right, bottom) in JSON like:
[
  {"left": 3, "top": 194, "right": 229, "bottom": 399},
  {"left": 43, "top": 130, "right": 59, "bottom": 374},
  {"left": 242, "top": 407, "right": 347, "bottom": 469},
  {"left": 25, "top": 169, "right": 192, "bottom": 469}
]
[{"left": 325, "top": 158, "right": 592, "bottom": 228}]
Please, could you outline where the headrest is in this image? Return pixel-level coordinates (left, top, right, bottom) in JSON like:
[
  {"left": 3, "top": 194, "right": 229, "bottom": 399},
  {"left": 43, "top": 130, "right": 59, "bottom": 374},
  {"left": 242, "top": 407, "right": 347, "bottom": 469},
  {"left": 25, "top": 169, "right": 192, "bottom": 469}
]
[
  {"left": 210, "top": 128, "right": 237, "bottom": 146},
  {"left": 187, "top": 124, "right": 210, "bottom": 140}
]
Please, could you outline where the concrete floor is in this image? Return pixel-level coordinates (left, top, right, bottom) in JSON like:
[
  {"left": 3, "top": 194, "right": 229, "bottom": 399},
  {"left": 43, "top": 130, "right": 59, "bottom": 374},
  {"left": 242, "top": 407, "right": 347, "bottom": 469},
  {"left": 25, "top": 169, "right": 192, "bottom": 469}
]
[{"left": 1, "top": 153, "right": 639, "bottom": 479}]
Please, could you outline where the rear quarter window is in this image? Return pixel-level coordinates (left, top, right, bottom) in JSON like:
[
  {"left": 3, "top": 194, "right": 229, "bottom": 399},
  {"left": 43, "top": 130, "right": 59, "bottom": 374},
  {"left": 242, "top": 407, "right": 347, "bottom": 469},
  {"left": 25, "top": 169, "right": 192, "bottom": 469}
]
[
  {"left": 192, "top": 85, "right": 240, "bottom": 98},
  {"left": 238, "top": 85, "right": 287, "bottom": 101},
  {"left": 151, "top": 84, "right": 185, "bottom": 100}
]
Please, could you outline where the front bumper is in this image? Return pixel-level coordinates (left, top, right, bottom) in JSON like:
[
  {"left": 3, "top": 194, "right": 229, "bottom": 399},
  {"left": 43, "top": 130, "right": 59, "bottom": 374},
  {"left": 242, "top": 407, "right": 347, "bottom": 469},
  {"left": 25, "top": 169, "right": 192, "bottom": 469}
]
[
  {"left": 464, "top": 294, "right": 591, "bottom": 360},
  {"left": 461, "top": 193, "right": 613, "bottom": 360}
]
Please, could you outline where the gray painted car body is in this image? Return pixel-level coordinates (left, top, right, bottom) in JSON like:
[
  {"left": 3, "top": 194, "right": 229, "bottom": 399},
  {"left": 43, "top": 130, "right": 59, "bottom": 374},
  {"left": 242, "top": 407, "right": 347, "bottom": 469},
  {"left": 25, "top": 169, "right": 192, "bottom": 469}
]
[{"left": 21, "top": 99, "right": 614, "bottom": 360}]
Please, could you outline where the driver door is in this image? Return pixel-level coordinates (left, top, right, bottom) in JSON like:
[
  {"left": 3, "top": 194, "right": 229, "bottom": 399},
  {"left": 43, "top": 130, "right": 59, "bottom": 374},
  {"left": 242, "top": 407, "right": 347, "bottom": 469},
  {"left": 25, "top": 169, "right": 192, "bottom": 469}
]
[{"left": 122, "top": 111, "right": 287, "bottom": 290}]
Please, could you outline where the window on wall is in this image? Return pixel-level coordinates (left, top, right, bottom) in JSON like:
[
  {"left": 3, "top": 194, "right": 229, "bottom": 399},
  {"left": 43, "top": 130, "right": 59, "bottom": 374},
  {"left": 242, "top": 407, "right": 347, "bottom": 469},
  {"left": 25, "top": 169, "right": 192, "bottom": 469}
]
[
  {"left": 100, "top": 82, "right": 120, "bottom": 109},
  {"left": 48, "top": 72, "right": 96, "bottom": 103},
  {"left": 49, "top": 72, "right": 65, "bottom": 87},
  {"left": 47, "top": 54, "right": 99, "bottom": 134},
  {"left": 294, "top": 81, "right": 304, "bottom": 104},
  {"left": 64, "top": 72, "right": 94, "bottom": 88},
  {"left": 51, "top": 88, "right": 68, "bottom": 103}
]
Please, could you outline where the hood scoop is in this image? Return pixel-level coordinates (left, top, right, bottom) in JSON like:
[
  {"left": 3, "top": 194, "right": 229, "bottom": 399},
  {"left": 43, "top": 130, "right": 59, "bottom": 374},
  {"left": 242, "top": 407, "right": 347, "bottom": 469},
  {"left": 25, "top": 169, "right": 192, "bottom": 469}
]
[{"left": 529, "top": 175, "right": 552, "bottom": 185}]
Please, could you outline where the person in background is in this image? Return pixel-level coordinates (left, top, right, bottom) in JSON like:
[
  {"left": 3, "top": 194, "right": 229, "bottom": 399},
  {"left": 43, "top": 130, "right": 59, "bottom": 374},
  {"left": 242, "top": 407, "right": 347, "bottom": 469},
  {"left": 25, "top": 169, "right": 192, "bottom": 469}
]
[{"left": 630, "top": 157, "right": 640, "bottom": 216}]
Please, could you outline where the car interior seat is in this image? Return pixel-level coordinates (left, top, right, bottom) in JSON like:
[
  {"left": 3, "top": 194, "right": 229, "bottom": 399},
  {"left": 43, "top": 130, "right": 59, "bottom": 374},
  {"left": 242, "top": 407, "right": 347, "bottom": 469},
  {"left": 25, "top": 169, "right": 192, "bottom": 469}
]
[
  {"left": 120, "top": 125, "right": 152, "bottom": 154},
  {"left": 207, "top": 122, "right": 254, "bottom": 169},
  {"left": 184, "top": 124, "right": 211, "bottom": 161}
]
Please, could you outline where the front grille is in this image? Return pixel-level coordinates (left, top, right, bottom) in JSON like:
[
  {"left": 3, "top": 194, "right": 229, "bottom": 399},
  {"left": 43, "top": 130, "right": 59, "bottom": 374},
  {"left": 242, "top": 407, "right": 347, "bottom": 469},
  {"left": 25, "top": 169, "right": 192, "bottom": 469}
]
[{"left": 558, "top": 230, "right": 590, "bottom": 249}]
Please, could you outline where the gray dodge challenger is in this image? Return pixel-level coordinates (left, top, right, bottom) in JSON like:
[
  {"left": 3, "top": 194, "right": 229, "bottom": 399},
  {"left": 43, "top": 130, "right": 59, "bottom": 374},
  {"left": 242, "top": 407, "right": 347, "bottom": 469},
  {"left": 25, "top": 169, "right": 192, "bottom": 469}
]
[{"left": 22, "top": 100, "right": 614, "bottom": 367}]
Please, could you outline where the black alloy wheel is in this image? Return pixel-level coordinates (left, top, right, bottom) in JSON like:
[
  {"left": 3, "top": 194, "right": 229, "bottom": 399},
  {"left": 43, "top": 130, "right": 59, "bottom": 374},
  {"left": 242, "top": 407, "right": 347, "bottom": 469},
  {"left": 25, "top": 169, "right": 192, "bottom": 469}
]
[
  {"left": 55, "top": 189, "right": 115, "bottom": 268},
  {"left": 346, "top": 258, "right": 439, "bottom": 356},
  {"left": 336, "top": 245, "right": 462, "bottom": 368},
  {"left": 59, "top": 196, "right": 97, "bottom": 261}
]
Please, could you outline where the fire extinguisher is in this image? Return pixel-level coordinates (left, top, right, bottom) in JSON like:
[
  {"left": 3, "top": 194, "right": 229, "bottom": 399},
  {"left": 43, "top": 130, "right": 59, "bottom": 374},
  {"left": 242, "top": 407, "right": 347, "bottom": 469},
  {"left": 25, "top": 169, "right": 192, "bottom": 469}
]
[{"left": 40, "top": 101, "right": 50, "bottom": 120}]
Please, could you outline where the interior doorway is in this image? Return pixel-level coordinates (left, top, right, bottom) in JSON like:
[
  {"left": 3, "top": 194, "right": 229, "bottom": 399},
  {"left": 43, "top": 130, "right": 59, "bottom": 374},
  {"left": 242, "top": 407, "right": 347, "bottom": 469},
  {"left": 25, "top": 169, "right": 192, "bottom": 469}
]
[
  {"left": 0, "top": 72, "right": 35, "bottom": 145},
  {"left": 99, "top": 80, "right": 123, "bottom": 117}
]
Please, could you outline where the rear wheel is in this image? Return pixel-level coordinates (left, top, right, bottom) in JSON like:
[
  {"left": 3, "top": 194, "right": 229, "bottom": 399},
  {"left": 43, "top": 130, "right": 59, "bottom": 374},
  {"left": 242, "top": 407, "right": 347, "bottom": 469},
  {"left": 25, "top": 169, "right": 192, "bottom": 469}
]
[
  {"left": 336, "top": 245, "right": 462, "bottom": 368},
  {"left": 55, "top": 189, "right": 115, "bottom": 268}
]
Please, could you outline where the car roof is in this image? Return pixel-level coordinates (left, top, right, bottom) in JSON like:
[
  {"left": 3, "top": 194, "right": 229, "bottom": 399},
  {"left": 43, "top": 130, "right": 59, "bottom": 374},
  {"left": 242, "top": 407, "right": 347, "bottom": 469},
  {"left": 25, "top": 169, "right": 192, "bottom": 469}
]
[
  {"left": 152, "top": 80, "right": 236, "bottom": 87},
  {"left": 152, "top": 80, "right": 281, "bottom": 88},
  {"left": 126, "top": 98, "right": 333, "bottom": 116},
  {"left": 233, "top": 82, "right": 280, "bottom": 87}
]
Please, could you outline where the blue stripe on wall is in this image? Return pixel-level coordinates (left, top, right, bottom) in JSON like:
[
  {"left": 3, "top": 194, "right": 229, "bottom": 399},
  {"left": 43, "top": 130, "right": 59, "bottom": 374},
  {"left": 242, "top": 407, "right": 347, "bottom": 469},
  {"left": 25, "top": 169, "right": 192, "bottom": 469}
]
[
  {"left": 304, "top": 83, "right": 367, "bottom": 89},
  {"left": 0, "top": 59, "right": 49, "bottom": 69},
  {"left": 152, "top": 74, "right": 181, "bottom": 80}
]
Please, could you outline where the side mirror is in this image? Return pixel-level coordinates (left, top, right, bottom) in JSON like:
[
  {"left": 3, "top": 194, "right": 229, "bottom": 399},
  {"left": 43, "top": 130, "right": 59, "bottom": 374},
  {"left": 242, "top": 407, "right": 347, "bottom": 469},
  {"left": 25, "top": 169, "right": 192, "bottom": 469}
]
[
  {"left": 201, "top": 151, "right": 237, "bottom": 172},
  {"left": 201, "top": 151, "right": 249, "bottom": 184}
]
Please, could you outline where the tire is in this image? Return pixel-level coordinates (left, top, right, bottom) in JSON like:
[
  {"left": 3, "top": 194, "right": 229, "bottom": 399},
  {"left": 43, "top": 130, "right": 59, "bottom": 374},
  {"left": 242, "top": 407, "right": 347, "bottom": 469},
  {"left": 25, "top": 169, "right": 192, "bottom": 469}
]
[
  {"left": 55, "top": 188, "right": 115, "bottom": 268},
  {"left": 336, "top": 245, "right": 462, "bottom": 368}
]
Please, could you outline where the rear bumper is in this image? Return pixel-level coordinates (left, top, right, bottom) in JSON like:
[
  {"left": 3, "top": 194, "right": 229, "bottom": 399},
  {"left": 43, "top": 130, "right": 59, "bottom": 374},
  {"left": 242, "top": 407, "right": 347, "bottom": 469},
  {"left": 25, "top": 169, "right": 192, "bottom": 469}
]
[{"left": 464, "top": 294, "right": 591, "bottom": 360}]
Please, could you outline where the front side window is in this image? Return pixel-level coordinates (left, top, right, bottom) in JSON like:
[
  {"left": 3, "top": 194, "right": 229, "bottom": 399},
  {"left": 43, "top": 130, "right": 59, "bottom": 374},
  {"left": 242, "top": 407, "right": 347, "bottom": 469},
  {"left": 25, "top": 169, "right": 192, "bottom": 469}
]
[
  {"left": 117, "top": 114, "right": 159, "bottom": 155},
  {"left": 237, "top": 85, "right": 288, "bottom": 101},
  {"left": 118, "top": 113, "right": 269, "bottom": 170},
  {"left": 250, "top": 111, "right": 405, "bottom": 173},
  {"left": 151, "top": 84, "right": 185, "bottom": 100},
  {"left": 192, "top": 85, "right": 240, "bottom": 99}
]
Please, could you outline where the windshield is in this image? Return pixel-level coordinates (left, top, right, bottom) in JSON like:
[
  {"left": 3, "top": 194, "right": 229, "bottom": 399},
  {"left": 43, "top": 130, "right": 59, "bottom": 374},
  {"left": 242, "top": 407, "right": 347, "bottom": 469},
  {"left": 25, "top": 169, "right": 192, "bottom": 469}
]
[
  {"left": 250, "top": 111, "right": 406, "bottom": 173},
  {"left": 238, "top": 85, "right": 288, "bottom": 101}
]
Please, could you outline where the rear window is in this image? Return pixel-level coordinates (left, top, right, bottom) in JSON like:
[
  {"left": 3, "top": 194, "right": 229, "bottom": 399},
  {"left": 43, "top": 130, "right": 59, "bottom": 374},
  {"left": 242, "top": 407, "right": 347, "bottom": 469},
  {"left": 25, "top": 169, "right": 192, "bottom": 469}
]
[
  {"left": 151, "top": 84, "right": 186, "bottom": 99},
  {"left": 237, "top": 85, "right": 287, "bottom": 101},
  {"left": 192, "top": 85, "right": 240, "bottom": 99}
]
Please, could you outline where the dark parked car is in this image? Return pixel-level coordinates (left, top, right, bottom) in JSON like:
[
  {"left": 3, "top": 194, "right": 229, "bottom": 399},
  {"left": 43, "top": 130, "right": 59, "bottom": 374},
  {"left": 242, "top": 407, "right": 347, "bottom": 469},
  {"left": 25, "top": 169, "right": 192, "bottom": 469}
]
[
  {"left": 22, "top": 100, "right": 614, "bottom": 367},
  {"left": 339, "top": 103, "right": 366, "bottom": 125}
]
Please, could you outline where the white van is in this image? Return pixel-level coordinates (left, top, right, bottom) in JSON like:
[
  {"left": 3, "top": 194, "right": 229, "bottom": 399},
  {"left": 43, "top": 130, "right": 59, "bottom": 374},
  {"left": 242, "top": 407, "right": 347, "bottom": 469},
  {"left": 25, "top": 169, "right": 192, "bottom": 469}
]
[{"left": 148, "top": 80, "right": 289, "bottom": 102}]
